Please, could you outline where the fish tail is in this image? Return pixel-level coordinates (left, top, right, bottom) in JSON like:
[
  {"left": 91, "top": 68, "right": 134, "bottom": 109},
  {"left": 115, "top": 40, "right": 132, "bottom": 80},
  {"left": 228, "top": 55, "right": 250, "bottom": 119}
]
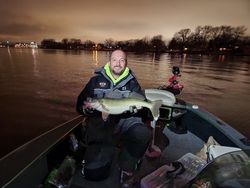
[{"left": 150, "top": 100, "right": 162, "bottom": 120}]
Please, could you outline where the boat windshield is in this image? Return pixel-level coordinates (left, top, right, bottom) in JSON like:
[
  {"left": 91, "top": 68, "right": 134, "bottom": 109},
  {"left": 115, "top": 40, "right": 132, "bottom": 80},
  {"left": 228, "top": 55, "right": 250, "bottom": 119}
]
[{"left": 190, "top": 150, "right": 250, "bottom": 188}]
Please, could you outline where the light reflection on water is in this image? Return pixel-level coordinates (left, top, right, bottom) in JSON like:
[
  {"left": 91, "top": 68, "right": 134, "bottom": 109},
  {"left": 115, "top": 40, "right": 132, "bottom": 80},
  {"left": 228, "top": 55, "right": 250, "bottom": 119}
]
[{"left": 0, "top": 48, "right": 249, "bottom": 158}]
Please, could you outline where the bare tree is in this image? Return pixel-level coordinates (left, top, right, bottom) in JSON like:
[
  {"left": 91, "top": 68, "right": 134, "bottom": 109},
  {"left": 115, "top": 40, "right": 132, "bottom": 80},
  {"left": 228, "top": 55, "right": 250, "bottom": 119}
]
[
  {"left": 174, "top": 29, "right": 191, "bottom": 50},
  {"left": 104, "top": 38, "right": 115, "bottom": 49},
  {"left": 150, "top": 35, "right": 166, "bottom": 52}
]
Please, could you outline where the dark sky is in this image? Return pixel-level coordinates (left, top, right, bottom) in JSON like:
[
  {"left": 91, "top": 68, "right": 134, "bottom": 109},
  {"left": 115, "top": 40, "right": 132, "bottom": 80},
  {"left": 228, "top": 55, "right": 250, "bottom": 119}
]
[{"left": 0, "top": 0, "right": 249, "bottom": 43}]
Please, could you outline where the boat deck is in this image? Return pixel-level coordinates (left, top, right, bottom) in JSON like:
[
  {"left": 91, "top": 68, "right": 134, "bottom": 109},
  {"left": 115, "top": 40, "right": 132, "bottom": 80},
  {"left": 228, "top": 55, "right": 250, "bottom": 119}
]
[{"left": 69, "top": 121, "right": 205, "bottom": 188}]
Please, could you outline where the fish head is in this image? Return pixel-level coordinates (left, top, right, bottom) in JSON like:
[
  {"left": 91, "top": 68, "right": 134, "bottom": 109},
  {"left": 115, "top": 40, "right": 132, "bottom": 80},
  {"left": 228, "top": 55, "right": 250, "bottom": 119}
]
[{"left": 84, "top": 99, "right": 101, "bottom": 110}]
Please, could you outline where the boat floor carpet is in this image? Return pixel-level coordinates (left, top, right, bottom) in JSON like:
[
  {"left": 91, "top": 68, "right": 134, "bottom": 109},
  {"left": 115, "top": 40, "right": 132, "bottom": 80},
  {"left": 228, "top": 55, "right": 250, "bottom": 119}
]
[
  {"left": 69, "top": 125, "right": 169, "bottom": 188},
  {"left": 69, "top": 150, "right": 165, "bottom": 188}
]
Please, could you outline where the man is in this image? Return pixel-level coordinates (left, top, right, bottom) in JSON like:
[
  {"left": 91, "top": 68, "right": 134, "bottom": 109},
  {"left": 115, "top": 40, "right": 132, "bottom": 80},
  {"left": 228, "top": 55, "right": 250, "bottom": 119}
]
[{"left": 76, "top": 50, "right": 152, "bottom": 187}]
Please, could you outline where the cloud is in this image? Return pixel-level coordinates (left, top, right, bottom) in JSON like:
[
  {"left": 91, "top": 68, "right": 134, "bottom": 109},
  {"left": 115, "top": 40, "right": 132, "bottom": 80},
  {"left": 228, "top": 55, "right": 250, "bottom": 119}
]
[
  {"left": 85, "top": 21, "right": 150, "bottom": 32},
  {"left": 0, "top": 0, "right": 249, "bottom": 42},
  {"left": 0, "top": 23, "right": 44, "bottom": 36}
]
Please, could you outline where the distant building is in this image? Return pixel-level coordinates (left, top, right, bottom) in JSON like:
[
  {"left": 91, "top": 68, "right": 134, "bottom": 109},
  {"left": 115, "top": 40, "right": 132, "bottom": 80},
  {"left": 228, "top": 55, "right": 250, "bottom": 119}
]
[
  {"left": 14, "top": 42, "right": 38, "bottom": 48},
  {"left": 30, "top": 42, "right": 38, "bottom": 48},
  {"left": 0, "top": 43, "right": 5, "bottom": 48}
]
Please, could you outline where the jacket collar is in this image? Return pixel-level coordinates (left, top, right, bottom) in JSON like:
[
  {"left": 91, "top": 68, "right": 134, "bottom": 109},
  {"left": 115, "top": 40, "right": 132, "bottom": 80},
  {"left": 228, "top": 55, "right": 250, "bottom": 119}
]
[
  {"left": 103, "top": 63, "right": 130, "bottom": 85},
  {"left": 95, "top": 64, "right": 134, "bottom": 88}
]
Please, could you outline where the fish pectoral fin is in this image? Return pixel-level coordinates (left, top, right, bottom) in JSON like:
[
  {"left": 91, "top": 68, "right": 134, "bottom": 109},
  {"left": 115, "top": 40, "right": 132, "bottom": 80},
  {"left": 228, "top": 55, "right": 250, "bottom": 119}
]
[{"left": 128, "top": 92, "right": 145, "bottom": 100}]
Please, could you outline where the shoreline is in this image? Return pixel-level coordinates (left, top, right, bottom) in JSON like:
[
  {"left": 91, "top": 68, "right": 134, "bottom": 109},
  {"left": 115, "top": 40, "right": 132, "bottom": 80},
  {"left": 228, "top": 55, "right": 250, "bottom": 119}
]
[{"left": 2, "top": 47, "right": 250, "bottom": 56}]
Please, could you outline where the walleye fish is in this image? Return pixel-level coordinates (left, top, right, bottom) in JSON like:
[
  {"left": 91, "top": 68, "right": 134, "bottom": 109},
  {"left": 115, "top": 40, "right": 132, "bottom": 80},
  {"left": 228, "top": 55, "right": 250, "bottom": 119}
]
[{"left": 85, "top": 98, "right": 162, "bottom": 120}]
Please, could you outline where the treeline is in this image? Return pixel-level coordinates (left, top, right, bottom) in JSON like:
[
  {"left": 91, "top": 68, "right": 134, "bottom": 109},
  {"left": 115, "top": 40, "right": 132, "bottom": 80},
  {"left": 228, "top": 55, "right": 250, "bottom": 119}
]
[
  {"left": 40, "top": 35, "right": 166, "bottom": 53},
  {"left": 168, "top": 25, "right": 250, "bottom": 54},
  {"left": 41, "top": 25, "right": 250, "bottom": 54}
]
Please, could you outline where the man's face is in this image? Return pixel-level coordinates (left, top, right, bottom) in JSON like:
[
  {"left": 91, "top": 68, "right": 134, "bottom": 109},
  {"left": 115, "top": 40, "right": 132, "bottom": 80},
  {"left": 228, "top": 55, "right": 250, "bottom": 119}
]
[{"left": 109, "top": 50, "right": 127, "bottom": 77}]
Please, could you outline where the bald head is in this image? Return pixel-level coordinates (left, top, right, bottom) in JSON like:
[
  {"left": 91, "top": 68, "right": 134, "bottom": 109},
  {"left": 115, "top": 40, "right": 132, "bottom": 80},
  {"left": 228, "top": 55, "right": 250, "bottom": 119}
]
[{"left": 110, "top": 50, "right": 127, "bottom": 61}]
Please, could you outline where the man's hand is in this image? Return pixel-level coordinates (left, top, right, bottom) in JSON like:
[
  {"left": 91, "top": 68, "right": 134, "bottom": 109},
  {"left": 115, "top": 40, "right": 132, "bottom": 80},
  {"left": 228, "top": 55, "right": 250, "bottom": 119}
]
[
  {"left": 129, "top": 105, "right": 140, "bottom": 113},
  {"left": 82, "top": 97, "right": 91, "bottom": 107},
  {"left": 82, "top": 98, "right": 94, "bottom": 113}
]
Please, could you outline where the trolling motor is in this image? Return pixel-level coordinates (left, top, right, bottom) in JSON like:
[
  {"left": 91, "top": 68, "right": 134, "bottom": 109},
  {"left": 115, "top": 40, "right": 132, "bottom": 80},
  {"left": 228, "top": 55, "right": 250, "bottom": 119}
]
[{"left": 159, "top": 66, "right": 184, "bottom": 95}]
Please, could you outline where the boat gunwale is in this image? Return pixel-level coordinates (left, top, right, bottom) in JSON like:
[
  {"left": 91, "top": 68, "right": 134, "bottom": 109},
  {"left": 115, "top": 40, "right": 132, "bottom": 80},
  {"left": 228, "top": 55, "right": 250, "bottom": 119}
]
[{"left": 0, "top": 115, "right": 85, "bottom": 187}]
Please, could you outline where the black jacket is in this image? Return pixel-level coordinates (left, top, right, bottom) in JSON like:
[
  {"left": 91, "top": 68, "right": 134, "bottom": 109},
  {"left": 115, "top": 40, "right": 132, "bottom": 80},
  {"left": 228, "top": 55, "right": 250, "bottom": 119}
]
[{"left": 76, "top": 67, "right": 144, "bottom": 115}]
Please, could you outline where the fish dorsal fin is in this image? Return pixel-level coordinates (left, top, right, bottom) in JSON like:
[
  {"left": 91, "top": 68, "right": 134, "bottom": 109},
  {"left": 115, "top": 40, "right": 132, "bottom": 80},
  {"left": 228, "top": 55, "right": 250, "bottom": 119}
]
[{"left": 128, "top": 92, "right": 145, "bottom": 101}]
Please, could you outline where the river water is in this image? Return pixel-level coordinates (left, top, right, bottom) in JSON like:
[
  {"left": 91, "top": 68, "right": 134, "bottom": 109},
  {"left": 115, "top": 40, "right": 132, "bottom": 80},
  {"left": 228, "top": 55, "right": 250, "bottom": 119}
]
[{"left": 0, "top": 48, "right": 250, "bottom": 158}]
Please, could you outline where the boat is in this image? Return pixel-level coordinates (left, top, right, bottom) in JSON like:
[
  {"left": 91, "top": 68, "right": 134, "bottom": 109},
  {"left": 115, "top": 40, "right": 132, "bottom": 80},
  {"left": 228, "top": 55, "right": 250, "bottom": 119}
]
[{"left": 1, "top": 89, "right": 250, "bottom": 188}]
